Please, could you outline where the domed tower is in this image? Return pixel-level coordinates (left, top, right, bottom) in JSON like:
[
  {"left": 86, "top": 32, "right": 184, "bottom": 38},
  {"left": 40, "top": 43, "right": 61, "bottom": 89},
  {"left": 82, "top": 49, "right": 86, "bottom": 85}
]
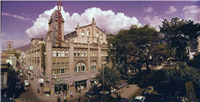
[{"left": 47, "top": 1, "right": 64, "bottom": 47}]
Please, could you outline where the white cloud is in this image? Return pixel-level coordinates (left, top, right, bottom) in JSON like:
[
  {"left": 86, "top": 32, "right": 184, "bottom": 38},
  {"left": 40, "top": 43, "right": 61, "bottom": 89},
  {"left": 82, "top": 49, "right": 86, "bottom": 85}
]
[
  {"left": 166, "top": 6, "right": 177, "bottom": 14},
  {"left": 183, "top": 5, "right": 200, "bottom": 23},
  {"left": 2, "top": 12, "right": 34, "bottom": 22},
  {"left": 143, "top": 7, "right": 153, "bottom": 13},
  {"left": 144, "top": 15, "right": 163, "bottom": 31},
  {"left": 26, "top": 6, "right": 141, "bottom": 38},
  {"left": 1, "top": 39, "right": 30, "bottom": 50}
]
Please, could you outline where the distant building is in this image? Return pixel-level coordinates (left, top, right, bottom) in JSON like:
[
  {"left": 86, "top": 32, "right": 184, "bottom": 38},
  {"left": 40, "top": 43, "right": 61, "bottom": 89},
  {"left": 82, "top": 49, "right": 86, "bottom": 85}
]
[
  {"left": 25, "top": 8, "right": 112, "bottom": 96},
  {"left": 1, "top": 54, "right": 16, "bottom": 69},
  {"left": 189, "top": 36, "right": 200, "bottom": 60},
  {"left": 1, "top": 61, "right": 11, "bottom": 89}
]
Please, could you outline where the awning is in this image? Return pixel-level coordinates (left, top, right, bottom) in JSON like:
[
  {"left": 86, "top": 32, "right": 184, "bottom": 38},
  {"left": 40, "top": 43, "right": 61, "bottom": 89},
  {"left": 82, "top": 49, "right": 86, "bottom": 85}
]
[{"left": 43, "top": 86, "right": 51, "bottom": 92}]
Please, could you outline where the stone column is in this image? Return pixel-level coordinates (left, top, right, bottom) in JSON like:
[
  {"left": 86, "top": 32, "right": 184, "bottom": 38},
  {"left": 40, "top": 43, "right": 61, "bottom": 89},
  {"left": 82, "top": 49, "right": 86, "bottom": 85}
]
[{"left": 98, "top": 43, "right": 101, "bottom": 70}]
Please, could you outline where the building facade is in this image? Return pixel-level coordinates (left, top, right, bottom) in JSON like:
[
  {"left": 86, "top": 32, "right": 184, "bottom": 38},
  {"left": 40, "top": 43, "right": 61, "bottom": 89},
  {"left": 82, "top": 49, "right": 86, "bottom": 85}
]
[{"left": 25, "top": 9, "right": 110, "bottom": 96}]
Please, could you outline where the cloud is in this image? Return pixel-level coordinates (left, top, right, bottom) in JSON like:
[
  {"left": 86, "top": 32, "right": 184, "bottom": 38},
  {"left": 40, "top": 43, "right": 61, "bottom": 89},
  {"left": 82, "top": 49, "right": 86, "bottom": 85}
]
[
  {"left": 1, "top": 39, "right": 30, "bottom": 50},
  {"left": 166, "top": 6, "right": 177, "bottom": 14},
  {"left": 26, "top": 6, "right": 141, "bottom": 38},
  {"left": 2, "top": 12, "right": 34, "bottom": 22},
  {"left": 183, "top": 5, "right": 200, "bottom": 23},
  {"left": 143, "top": 7, "right": 153, "bottom": 13},
  {"left": 144, "top": 15, "right": 163, "bottom": 31}
]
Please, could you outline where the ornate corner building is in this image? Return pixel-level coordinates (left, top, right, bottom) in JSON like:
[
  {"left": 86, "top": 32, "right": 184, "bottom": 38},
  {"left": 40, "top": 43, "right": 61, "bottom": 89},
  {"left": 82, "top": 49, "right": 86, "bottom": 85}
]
[{"left": 25, "top": 3, "right": 113, "bottom": 97}]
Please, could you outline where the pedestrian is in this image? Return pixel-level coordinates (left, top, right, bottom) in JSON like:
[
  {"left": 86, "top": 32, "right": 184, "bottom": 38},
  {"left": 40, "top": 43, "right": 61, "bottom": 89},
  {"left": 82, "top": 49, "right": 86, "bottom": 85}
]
[
  {"left": 64, "top": 94, "right": 67, "bottom": 102},
  {"left": 78, "top": 95, "right": 81, "bottom": 102},
  {"left": 71, "top": 92, "right": 73, "bottom": 97},
  {"left": 119, "top": 94, "right": 121, "bottom": 100},
  {"left": 37, "top": 88, "right": 40, "bottom": 93}
]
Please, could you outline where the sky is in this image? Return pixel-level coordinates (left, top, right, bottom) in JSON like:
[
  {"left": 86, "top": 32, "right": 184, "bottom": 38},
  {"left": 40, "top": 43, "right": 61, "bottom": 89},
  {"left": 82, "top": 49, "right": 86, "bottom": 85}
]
[{"left": 1, "top": 1, "right": 200, "bottom": 50}]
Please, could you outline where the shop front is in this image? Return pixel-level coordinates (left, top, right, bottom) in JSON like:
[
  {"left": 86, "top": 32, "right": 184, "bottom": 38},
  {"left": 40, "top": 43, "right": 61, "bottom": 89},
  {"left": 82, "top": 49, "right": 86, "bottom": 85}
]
[
  {"left": 75, "top": 80, "right": 87, "bottom": 93},
  {"left": 54, "top": 79, "right": 69, "bottom": 95}
]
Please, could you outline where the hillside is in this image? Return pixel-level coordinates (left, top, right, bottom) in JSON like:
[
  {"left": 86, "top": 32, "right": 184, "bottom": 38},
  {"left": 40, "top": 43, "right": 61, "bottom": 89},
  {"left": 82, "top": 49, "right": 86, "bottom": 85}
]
[{"left": 15, "top": 43, "right": 31, "bottom": 51}]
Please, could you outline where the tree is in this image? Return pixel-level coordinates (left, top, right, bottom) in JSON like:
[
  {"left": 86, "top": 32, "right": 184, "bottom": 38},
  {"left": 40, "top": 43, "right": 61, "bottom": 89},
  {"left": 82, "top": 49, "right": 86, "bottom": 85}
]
[
  {"left": 160, "top": 17, "right": 200, "bottom": 62},
  {"left": 96, "top": 66, "right": 121, "bottom": 90},
  {"left": 109, "top": 25, "right": 161, "bottom": 73},
  {"left": 152, "top": 43, "right": 175, "bottom": 65},
  {"left": 163, "top": 65, "right": 200, "bottom": 97}
]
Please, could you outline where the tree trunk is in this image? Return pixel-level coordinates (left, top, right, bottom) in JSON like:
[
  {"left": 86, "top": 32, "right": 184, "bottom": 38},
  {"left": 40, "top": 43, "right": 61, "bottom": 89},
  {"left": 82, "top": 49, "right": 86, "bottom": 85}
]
[{"left": 146, "top": 61, "right": 150, "bottom": 73}]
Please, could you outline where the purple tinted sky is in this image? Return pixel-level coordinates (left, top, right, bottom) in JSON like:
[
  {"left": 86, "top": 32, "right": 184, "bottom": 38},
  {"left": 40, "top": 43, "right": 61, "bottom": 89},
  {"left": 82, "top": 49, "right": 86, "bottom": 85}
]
[{"left": 1, "top": 1, "right": 200, "bottom": 50}]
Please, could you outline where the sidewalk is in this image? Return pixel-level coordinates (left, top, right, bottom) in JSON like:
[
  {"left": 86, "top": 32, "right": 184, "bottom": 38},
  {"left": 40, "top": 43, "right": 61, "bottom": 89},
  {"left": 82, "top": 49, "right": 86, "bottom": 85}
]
[{"left": 20, "top": 62, "right": 88, "bottom": 102}]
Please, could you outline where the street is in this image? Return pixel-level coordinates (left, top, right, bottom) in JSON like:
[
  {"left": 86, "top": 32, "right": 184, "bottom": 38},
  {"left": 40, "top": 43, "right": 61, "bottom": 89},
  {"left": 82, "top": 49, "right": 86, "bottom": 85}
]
[{"left": 13, "top": 64, "right": 41, "bottom": 102}]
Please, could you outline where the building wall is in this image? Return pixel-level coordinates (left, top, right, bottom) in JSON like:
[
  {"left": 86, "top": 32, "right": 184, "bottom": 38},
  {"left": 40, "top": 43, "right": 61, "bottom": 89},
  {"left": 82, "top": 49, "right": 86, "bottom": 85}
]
[{"left": 25, "top": 9, "right": 110, "bottom": 96}]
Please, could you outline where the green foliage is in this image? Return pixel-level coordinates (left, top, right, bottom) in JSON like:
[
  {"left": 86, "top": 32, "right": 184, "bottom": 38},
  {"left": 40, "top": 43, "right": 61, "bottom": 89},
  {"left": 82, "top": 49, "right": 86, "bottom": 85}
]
[
  {"left": 160, "top": 17, "right": 200, "bottom": 62},
  {"left": 152, "top": 43, "right": 175, "bottom": 59},
  {"left": 109, "top": 24, "right": 160, "bottom": 73},
  {"left": 96, "top": 66, "right": 121, "bottom": 87},
  {"left": 164, "top": 67, "right": 200, "bottom": 87}
]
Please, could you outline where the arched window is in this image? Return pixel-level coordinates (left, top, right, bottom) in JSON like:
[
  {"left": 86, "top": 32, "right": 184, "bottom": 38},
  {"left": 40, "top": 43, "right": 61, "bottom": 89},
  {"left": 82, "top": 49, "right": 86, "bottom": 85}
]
[
  {"left": 57, "top": 50, "right": 60, "bottom": 57},
  {"left": 91, "top": 61, "right": 97, "bottom": 70},
  {"left": 53, "top": 50, "right": 56, "bottom": 57},
  {"left": 87, "top": 29, "right": 90, "bottom": 36},
  {"left": 81, "top": 30, "right": 85, "bottom": 36},
  {"left": 61, "top": 51, "right": 65, "bottom": 57},
  {"left": 65, "top": 50, "right": 69, "bottom": 57},
  {"left": 101, "top": 33, "right": 103, "bottom": 39},
  {"left": 75, "top": 62, "right": 86, "bottom": 72}
]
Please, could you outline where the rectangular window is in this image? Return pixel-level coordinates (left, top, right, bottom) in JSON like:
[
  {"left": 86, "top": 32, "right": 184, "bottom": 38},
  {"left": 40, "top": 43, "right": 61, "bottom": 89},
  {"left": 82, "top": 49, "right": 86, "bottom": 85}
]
[
  {"left": 65, "top": 62, "right": 69, "bottom": 67},
  {"left": 57, "top": 69, "right": 60, "bottom": 74},
  {"left": 57, "top": 63, "right": 60, "bottom": 68},
  {"left": 94, "top": 65, "right": 96, "bottom": 70},
  {"left": 85, "top": 51, "right": 87, "bottom": 57},
  {"left": 65, "top": 51, "right": 69, "bottom": 57},
  {"left": 81, "top": 51, "right": 84, "bottom": 57},
  {"left": 78, "top": 51, "right": 80, "bottom": 57},
  {"left": 74, "top": 51, "right": 77, "bottom": 57},
  {"left": 75, "top": 66, "right": 77, "bottom": 72},
  {"left": 61, "top": 69, "right": 65, "bottom": 74},
  {"left": 91, "top": 66, "right": 93, "bottom": 70},
  {"left": 81, "top": 65, "right": 85, "bottom": 71},
  {"left": 78, "top": 66, "right": 80, "bottom": 72},
  {"left": 90, "top": 51, "right": 92, "bottom": 57},
  {"left": 66, "top": 68, "right": 69, "bottom": 74},
  {"left": 61, "top": 62, "right": 64, "bottom": 67},
  {"left": 52, "top": 63, "right": 56, "bottom": 68},
  {"left": 52, "top": 69, "right": 56, "bottom": 74}
]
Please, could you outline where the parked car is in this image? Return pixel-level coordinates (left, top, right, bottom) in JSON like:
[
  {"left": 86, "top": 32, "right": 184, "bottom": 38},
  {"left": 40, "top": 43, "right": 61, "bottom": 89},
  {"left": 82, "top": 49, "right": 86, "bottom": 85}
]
[
  {"left": 20, "top": 72, "right": 24, "bottom": 77},
  {"left": 84, "top": 91, "right": 96, "bottom": 97},
  {"left": 132, "top": 96, "right": 146, "bottom": 102},
  {"left": 24, "top": 80, "right": 30, "bottom": 87},
  {"left": 143, "top": 86, "right": 154, "bottom": 95}
]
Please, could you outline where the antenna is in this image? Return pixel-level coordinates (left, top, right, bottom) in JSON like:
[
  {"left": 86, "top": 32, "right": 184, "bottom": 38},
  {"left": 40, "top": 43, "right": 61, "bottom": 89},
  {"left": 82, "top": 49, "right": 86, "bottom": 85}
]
[{"left": 57, "top": 0, "right": 62, "bottom": 47}]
